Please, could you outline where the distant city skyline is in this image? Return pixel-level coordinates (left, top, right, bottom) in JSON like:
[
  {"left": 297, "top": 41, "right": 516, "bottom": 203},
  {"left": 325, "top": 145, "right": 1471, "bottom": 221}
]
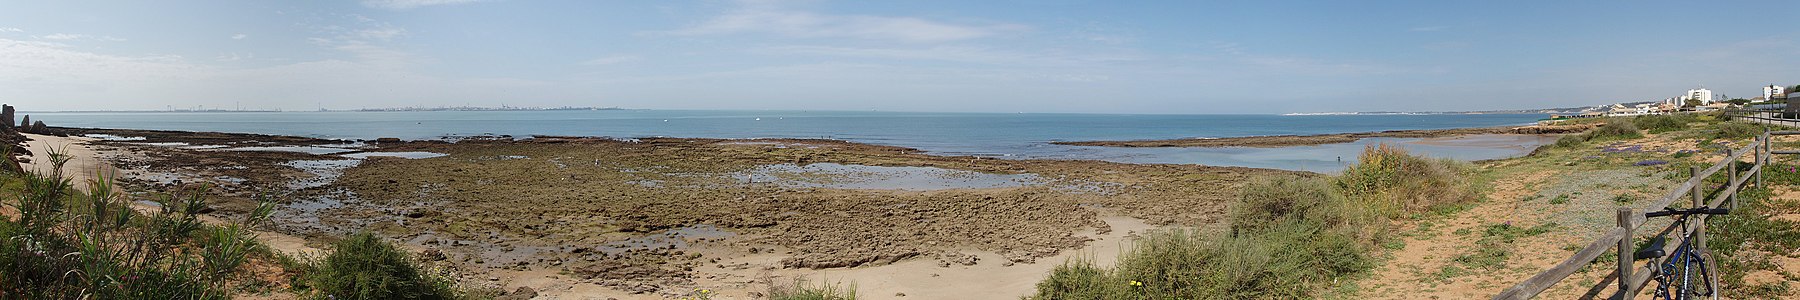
[{"left": 2, "top": 0, "right": 1798, "bottom": 114}]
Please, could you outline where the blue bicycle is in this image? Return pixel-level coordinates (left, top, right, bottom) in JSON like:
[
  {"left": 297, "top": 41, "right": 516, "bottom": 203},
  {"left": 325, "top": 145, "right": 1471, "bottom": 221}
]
[{"left": 1633, "top": 206, "right": 1729, "bottom": 300}]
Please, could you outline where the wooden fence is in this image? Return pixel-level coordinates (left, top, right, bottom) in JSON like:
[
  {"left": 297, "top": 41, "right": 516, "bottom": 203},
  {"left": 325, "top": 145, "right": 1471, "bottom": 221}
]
[{"left": 1492, "top": 125, "right": 1781, "bottom": 299}]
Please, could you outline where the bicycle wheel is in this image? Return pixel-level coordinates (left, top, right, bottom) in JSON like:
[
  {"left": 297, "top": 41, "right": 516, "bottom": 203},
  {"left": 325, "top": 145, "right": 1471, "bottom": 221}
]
[{"left": 1681, "top": 250, "right": 1718, "bottom": 300}]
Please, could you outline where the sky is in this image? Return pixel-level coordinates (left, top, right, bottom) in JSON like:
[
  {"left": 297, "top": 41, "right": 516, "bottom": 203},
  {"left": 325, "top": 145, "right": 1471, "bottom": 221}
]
[{"left": 1, "top": 0, "right": 1797, "bottom": 114}]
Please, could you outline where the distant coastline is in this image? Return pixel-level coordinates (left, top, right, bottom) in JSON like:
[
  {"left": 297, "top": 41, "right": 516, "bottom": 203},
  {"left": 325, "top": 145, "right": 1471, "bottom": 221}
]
[{"left": 22, "top": 106, "right": 625, "bottom": 113}]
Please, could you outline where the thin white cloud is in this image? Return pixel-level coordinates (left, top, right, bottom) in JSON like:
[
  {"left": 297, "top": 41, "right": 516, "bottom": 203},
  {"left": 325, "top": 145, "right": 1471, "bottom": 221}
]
[
  {"left": 353, "top": 27, "right": 405, "bottom": 41},
  {"left": 756, "top": 45, "right": 1142, "bottom": 66},
  {"left": 362, "top": 0, "right": 484, "bottom": 10},
  {"left": 231, "top": 33, "right": 248, "bottom": 40},
  {"left": 659, "top": 4, "right": 1026, "bottom": 43},
  {"left": 37, "top": 33, "right": 126, "bottom": 41},
  {"left": 40, "top": 33, "right": 82, "bottom": 40},
  {"left": 0, "top": 27, "right": 21, "bottom": 33},
  {"left": 1410, "top": 26, "right": 1448, "bottom": 32},
  {"left": 581, "top": 55, "right": 641, "bottom": 66}
]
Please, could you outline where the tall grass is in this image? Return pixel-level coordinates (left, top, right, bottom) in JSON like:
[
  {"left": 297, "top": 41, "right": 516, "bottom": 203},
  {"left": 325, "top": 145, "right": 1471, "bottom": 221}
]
[
  {"left": 1335, "top": 143, "right": 1477, "bottom": 217},
  {"left": 1032, "top": 145, "right": 1469, "bottom": 299},
  {"left": 769, "top": 278, "right": 857, "bottom": 300},
  {"left": 0, "top": 147, "right": 273, "bottom": 299}
]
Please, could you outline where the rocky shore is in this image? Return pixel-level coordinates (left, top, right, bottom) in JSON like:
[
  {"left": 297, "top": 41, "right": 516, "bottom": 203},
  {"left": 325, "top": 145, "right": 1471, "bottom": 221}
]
[
  {"left": 1053, "top": 124, "right": 1592, "bottom": 148},
  {"left": 44, "top": 126, "right": 1302, "bottom": 298}
]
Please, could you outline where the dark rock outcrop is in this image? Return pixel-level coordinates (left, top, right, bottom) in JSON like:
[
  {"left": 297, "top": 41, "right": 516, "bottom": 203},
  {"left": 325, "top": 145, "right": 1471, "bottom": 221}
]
[
  {"left": 29, "top": 121, "right": 45, "bottom": 135},
  {"left": 17, "top": 115, "right": 27, "bottom": 133},
  {"left": 1, "top": 104, "right": 13, "bottom": 130}
]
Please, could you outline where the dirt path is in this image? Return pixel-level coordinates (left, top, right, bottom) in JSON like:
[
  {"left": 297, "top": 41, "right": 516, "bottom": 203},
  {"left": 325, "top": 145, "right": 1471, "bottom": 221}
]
[
  {"left": 1359, "top": 169, "right": 1616, "bottom": 298},
  {"left": 18, "top": 133, "right": 324, "bottom": 257}
]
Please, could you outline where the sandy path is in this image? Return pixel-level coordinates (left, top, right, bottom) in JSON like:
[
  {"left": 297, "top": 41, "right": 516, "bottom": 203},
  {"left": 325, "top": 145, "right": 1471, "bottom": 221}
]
[
  {"left": 1360, "top": 170, "right": 1592, "bottom": 299},
  {"left": 17, "top": 133, "right": 324, "bottom": 257}
]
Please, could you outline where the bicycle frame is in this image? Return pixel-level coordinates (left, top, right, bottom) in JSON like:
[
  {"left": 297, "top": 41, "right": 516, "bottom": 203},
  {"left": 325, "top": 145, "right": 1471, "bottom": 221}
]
[{"left": 1636, "top": 207, "right": 1726, "bottom": 300}]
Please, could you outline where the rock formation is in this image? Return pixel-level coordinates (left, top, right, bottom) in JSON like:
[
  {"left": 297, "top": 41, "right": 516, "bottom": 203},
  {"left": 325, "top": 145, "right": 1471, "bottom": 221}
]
[
  {"left": 1, "top": 104, "right": 13, "bottom": 130},
  {"left": 17, "top": 115, "right": 27, "bottom": 133},
  {"left": 29, "top": 121, "right": 45, "bottom": 134}
]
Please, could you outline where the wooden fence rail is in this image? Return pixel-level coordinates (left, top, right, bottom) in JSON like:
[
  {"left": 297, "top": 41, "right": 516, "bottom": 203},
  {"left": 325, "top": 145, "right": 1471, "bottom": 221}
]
[{"left": 1492, "top": 121, "right": 1778, "bottom": 299}]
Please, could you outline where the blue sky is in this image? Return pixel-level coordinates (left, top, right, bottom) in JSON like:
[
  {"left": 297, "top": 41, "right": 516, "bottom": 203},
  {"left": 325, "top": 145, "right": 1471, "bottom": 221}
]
[{"left": 1, "top": 0, "right": 1796, "bottom": 114}]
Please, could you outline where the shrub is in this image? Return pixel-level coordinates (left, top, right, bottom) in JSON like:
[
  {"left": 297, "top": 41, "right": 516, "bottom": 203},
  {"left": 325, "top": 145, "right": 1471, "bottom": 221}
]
[
  {"left": 298, "top": 232, "right": 460, "bottom": 300},
  {"left": 1713, "top": 121, "right": 1765, "bottom": 140},
  {"left": 0, "top": 151, "right": 270, "bottom": 299},
  {"left": 1554, "top": 134, "right": 1588, "bottom": 149},
  {"left": 1586, "top": 119, "right": 1643, "bottom": 141},
  {"left": 1632, "top": 114, "right": 1690, "bottom": 133},
  {"left": 1230, "top": 176, "right": 1348, "bottom": 234},
  {"left": 1335, "top": 144, "right": 1477, "bottom": 217}
]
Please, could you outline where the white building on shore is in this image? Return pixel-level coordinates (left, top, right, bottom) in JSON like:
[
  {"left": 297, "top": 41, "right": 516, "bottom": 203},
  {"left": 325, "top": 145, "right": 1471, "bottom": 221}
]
[
  {"left": 1768, "top": 85, "right": 1788, "bottom": 100},
  {"left": 1685, "top": 88, "right": 1714, "bottom": 105}
]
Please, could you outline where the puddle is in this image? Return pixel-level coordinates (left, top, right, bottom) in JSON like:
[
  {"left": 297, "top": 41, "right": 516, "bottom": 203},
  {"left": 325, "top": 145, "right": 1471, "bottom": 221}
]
[
  {"left": 340, "top": 152, "right": 448, "bottom": 159},
  {"left": 597, "top": 224, "right": 736, "bottom": 254},
  {"left": 133, "top": 200, "right": 164, "bottom": 209},
  {"left": 180, "top": 145, "right": 228, "bottom": 150},
  {"left": 280, "top": 160, "right": 362, "bottom": 189},
  {"left": 737, "top": 163, "right": 1041, "bottom": 190},
  {"left": 229, "top": 146, "right": 356, "bottom": 155},
  {"left": 84, "top": 134, "right": 145, "bottom": 141},
  {"left": 136, "top": 142, "right": 189, "bottom": 147}
]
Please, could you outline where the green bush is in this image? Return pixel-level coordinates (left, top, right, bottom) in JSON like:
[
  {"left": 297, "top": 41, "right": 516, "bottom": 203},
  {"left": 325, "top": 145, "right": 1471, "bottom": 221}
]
[
  {"left": 1586, "top": 119, "right": 1643, "bottom": 141},
  {"left": 1713, "top": 121, "right": 1765, "bottom": 140},
  {"left": 1632, "top": 114, "right": 1690, "bottom": 133},
  {"left": 1553, "top": 134, "right": 1588, "bottom": 149},
  {"left": 0, "top": 151, "right": 275, "bottom": 299},
  {"left": 299, "top": 232, "right": 460, "bottom": 300},
  {"left": 1335, "top": 144, "right": 1478, "bottom": 217},
  {"left": 1231, "top": 176, "right": 1351, "bottom": 234}
]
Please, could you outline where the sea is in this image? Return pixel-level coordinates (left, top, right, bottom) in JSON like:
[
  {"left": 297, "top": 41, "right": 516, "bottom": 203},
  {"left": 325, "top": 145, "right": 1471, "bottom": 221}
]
[{"left": 26, "top": 110, "right": 1552, "bottom": 173}]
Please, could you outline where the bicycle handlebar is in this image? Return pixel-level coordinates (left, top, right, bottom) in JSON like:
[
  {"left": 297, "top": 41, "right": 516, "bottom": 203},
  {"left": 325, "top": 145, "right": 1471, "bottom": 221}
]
[{"left": 1644, "top": 207, "right": 1730, "bottom": 218}]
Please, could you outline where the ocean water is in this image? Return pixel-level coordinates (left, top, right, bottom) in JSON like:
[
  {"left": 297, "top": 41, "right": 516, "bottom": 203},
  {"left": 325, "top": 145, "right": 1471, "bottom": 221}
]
[{"left": 27, "top": 110, "right": 1550, "bottom": 173}]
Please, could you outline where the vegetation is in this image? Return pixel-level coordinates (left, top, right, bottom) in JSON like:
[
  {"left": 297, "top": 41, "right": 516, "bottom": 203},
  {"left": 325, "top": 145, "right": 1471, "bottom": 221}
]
[
  {"left": 769, "top": 278, "right": 857, "bottom": 300},
  {"left": 1030, "top": 144, "right": 1476, "bottom": 299},
  {"left": 1706, "top": 186, "right": 1800, "bottom": 299},
  {"left": 0, "top": 147, "right": 275, "bottom": 299},
  {"left": 293, "top": 232, "right": 462, "bottom": 300},
  {"left": 1553, "top": 119, "right": 1644, "bottom": 149},
  {"left": 0, "top": 146, "right": 473, "bottom": 300},
  {"left": 1632, "top": 114, "right": 1692, "bottom": 134},
  {"left": 1711, "top": 121, "right": 1767, "bottom": 140}
]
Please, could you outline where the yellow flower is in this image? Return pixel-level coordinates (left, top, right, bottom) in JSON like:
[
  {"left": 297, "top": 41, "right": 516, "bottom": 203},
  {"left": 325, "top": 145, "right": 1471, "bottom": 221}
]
[{"left": 1129, "top": 280, "right": 1143, "bottom": 287}]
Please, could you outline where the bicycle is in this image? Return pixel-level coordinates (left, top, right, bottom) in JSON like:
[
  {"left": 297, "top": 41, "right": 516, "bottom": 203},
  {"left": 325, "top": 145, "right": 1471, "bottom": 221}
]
[{"left": 1633, "top": 206, "right": 1730, "bottom": 300}]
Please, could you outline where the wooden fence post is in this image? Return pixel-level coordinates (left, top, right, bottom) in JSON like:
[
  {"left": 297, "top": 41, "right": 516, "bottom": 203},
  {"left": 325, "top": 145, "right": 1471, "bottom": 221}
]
[
  {"left": 1729, "top": 148, "right": 1739, "bottom": 210},
  {"left": 1692, "top": 166, "right": 1704, "bottom": 208},
  {"left": 1618, "top": 207, "right": 1635, "bottom": 300}
]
